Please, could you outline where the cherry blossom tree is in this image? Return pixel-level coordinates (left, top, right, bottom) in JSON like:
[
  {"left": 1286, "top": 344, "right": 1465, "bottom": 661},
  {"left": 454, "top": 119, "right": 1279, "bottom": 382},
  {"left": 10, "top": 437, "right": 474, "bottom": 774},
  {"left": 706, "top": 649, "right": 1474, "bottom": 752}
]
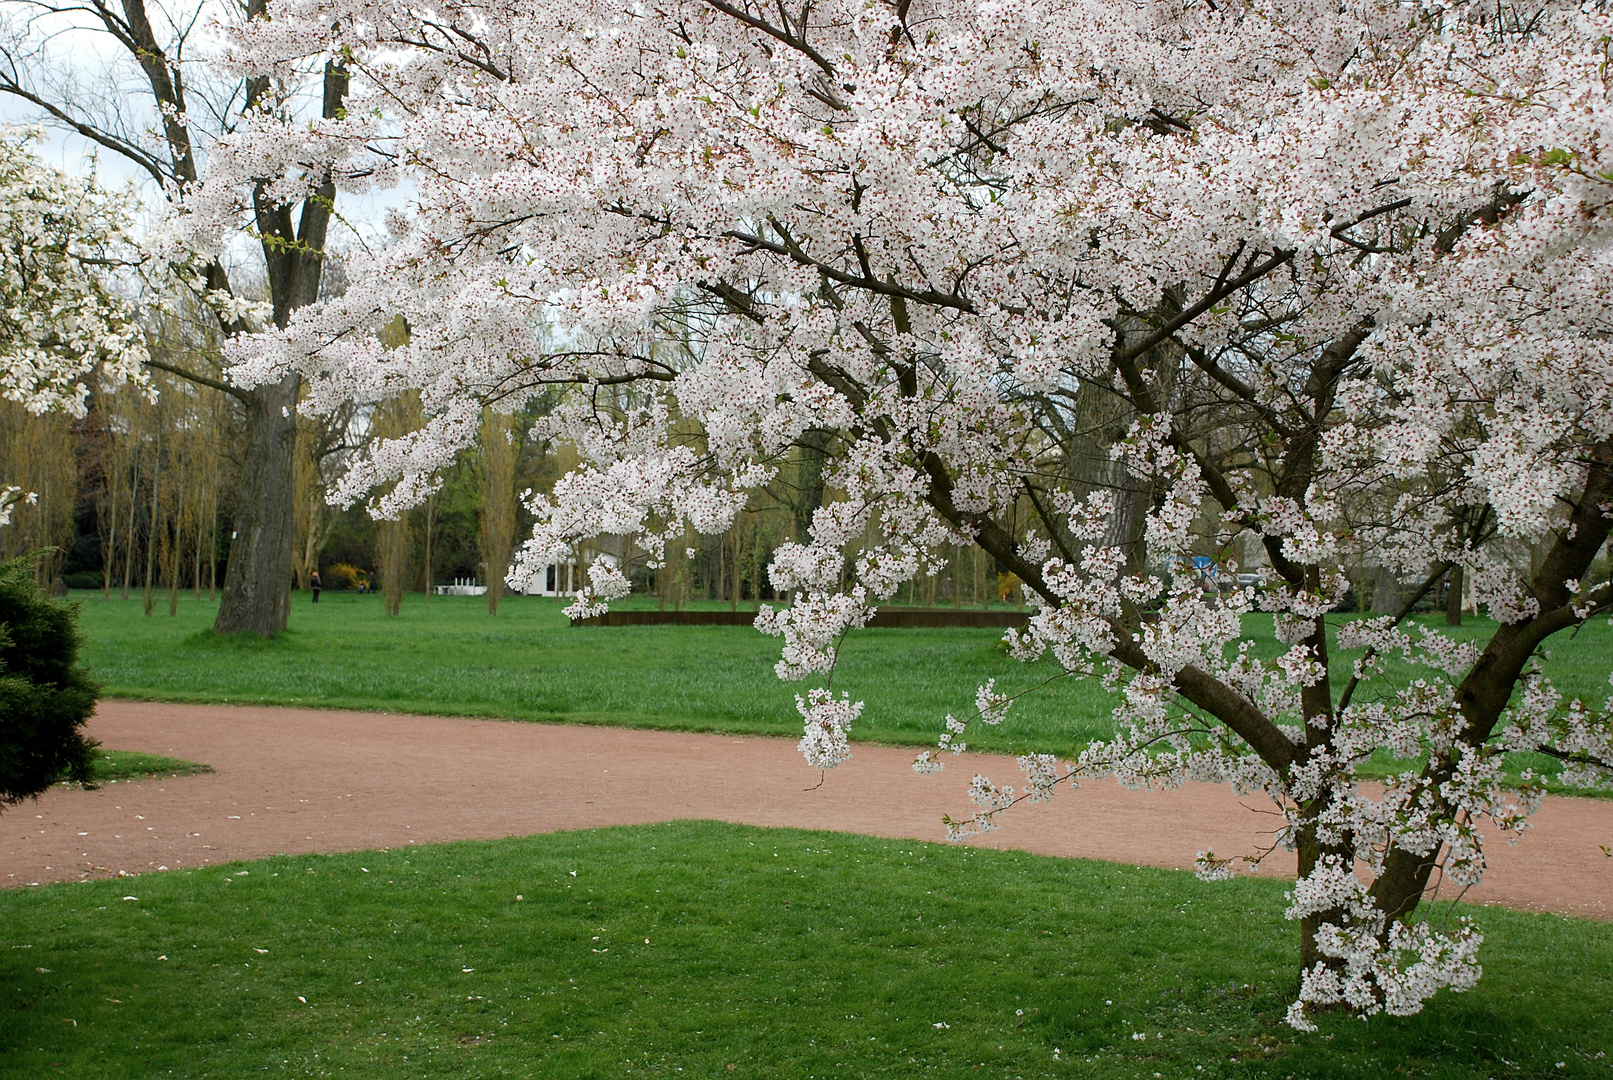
[
  {"left": 230, "top": 0, "right": 1612, "bottom": 1026},
  {"left": 0, "top": 127, "right": 146, "bottom": 418}
]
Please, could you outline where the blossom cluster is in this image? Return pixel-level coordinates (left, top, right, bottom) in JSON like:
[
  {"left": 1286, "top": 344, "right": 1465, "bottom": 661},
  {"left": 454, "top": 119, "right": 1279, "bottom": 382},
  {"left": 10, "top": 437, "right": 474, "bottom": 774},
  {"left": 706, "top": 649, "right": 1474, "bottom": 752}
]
[{"left": 0, "top": 128, "right": 148, "bottom": 417}]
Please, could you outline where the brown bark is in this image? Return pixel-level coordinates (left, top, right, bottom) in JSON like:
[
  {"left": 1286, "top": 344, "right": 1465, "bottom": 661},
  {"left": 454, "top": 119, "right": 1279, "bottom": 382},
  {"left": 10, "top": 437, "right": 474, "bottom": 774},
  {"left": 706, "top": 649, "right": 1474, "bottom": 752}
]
[
  {"left": 1370, "top": 447, "right": 1613, "bottom": 921},
  {"left": 214, "top": 376, "right": 301, "bottom": 634},
  {"left": 1445, "top": 565, "right": 1464, "bottom": 626},
  {"left": 213, "top": 50, "right": 349, "bottom": 636}
]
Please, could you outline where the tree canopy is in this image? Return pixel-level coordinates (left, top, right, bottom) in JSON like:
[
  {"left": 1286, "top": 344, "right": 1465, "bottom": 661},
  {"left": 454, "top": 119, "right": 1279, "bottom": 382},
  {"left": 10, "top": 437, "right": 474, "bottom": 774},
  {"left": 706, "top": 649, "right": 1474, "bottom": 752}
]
[{"left": 215, "top": 0, "right": 1612, "bottom": 1026}]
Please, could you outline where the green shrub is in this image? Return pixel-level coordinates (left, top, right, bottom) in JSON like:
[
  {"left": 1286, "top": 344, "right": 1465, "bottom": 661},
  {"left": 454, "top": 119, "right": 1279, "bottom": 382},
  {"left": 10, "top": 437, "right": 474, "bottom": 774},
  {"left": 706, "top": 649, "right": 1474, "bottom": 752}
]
[{"left": 0, "top": 553, "right": 99, "bottom": 806}]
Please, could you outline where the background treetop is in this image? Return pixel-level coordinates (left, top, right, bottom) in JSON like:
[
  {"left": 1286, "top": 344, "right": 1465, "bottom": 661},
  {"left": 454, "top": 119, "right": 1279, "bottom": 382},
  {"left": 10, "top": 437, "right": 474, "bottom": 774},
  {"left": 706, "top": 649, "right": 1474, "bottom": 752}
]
[
  {"left": 0, "top": 127, "right": 147, "bottom": 417},
  {"left": 1, "top": 0, "right": 396, "bottom": 636}
]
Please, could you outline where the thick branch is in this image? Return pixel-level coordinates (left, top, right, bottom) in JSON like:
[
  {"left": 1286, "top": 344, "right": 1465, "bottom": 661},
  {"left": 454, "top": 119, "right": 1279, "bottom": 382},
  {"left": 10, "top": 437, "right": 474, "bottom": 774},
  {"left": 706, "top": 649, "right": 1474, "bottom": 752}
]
[
  {"left": 0, "top": 77, "right": 170, "bottom": 184},
  {"left": 122, "top": 0, "right": 198, "bottom": 184},
  {"left": 701, "top": 0, "right": 848, "bottom": 109},
  {"left": 1371, "top": 445, "right": 1613, "bottom": 917},
  {"left": 1116, "top": 201, "right": 1409, "bottom": 366},
  {"left": 724, "top": 228, "right": 977, "bottom": 314},
  {"left": 918, "top": 448, "right": 1298, "bottom": 771},
  {"left": 144, "top": 356, "right": 249, "bottom": 401}
]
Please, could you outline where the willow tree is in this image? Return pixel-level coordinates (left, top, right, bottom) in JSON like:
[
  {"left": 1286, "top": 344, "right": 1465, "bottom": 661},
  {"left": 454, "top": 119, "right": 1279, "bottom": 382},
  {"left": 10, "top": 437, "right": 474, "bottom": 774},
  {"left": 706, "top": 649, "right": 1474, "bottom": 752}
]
[{"left": 478, "top": 409, "right": 518, "bottom": 615}]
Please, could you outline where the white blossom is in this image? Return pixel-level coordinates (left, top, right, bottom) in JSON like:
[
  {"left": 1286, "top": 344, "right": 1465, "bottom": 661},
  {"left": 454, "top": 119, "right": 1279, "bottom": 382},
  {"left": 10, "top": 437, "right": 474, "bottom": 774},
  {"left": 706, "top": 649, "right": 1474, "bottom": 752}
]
[{"left": 0, "top": 129, "right": 147, "bottom": 418}]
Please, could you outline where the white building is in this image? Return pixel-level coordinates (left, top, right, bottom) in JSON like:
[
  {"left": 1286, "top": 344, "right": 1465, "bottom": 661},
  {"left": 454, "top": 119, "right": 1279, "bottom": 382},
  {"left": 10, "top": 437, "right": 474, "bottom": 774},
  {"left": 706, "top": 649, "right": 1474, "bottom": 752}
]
[
  {"left": 520, "top": 559, "right": 579, "bottom": 597},
  {"left": 516, "top": 552, "right": 617, "bottom": 597}
]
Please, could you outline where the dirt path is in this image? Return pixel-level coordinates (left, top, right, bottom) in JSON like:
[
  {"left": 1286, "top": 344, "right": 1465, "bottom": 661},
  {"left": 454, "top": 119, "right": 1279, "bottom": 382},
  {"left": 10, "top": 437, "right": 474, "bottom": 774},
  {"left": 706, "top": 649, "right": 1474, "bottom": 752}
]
[{"left": 5, "top": 700, "right": 1610, "bottom": 920}]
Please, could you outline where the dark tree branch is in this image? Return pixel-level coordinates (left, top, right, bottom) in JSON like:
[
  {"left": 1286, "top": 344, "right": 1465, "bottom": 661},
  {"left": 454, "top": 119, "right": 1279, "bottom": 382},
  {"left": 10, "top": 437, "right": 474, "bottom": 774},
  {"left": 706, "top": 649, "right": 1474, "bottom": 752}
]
[
  {"left": 701, "top": 0, "right": 849, "bottom": 109},
  {"left": 144, "top": 357, "right": 249, "bottom": 401}
]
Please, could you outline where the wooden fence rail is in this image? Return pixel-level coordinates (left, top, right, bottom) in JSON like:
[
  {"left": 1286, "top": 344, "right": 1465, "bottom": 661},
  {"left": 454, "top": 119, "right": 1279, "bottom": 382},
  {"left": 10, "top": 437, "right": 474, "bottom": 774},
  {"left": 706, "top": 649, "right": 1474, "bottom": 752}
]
[{"left": 570, "top": 607, "right": 1029, "bottom": 629}]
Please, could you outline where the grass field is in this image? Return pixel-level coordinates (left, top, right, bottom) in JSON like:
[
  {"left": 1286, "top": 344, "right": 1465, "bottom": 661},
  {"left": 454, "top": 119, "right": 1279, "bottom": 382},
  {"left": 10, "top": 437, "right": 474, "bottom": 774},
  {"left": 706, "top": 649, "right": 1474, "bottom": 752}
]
[
  {"left": 72, "top": 591, "right": 1121, "bottom": 756},
  {"left": 3, "top": 821, "right": 1609, "bottom": 1080},
  {"left": 73, "top": 591, "right": 1612, "bottom": 773}
]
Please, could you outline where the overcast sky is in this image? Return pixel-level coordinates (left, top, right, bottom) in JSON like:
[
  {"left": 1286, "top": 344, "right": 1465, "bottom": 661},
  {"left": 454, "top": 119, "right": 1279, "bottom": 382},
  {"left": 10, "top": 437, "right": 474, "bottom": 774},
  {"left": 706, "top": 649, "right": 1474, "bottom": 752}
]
[{"left": 2, "top": 5, "right": 406, "bottom": 254}]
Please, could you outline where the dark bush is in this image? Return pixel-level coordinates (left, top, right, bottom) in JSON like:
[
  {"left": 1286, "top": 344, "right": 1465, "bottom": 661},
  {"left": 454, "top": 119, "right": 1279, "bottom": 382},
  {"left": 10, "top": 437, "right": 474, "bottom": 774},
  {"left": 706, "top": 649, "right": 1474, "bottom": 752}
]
[{"left": 0, "top": 554, "right": 99, "bottom": 807}]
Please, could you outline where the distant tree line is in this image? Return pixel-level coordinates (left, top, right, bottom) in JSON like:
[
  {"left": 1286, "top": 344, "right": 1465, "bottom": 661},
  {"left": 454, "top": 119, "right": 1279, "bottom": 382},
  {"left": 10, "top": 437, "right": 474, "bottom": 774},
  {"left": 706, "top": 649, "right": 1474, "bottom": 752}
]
[{"left": 3, "top": 372, "right": 1058, "bottom": 613}]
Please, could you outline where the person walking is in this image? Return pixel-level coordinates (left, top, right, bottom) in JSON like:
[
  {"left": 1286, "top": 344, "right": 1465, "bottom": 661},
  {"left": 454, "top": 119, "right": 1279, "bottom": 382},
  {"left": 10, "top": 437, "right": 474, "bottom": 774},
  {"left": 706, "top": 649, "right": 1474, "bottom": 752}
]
[{"left": 310, "top": 569, "right": 322, "bottom": 604}]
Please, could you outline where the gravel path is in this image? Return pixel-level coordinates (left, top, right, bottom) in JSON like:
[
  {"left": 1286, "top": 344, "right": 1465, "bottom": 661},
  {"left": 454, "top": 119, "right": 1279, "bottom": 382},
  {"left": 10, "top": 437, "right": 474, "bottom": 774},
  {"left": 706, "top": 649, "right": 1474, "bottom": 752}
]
[{"left": 5, "top": 700, "right": 1609, "bottom": 920}]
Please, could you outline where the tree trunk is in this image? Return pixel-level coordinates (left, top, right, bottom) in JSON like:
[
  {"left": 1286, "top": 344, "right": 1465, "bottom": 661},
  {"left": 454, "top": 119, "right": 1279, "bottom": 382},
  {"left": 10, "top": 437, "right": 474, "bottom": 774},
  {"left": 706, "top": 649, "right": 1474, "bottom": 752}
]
[
  {"left": 1296, "top": 830, "right": 1328, "bottom": 974},
  {"left": 211, "top": 47, "right": 346, "bottom": 635},
  {"left": 193, "top": 509, "right": 205, "bottom": 599},
  {"left": 142, "top": 453, "right": 159, "bottom": 617},
  {"left": 121, "top": 463, "right": 138, "bottom": 601},
  {"left": 168, "top": 459, "right": 185, "bottom": 616},
  {"left": 214, "top": 375, "right": 299, "bottom": 635},
  {"left": 422, "top": 490, "right": 435, "bottom": 601},
  {"left": 716, "top": 529, "right": 726, "bottom": 604},
  {"left": 479, "top": 409, "right": 516, "bottom": 616},
  {"left": 1445, "top": 564, "right": 1463, "bottom": 626},
  {"left": 208, "top": 489, "right": 218, "bottom": 601},
  {"left": 1294, "top": 813, "right": 1358, "bottom": 988},
  {"left": 378, "top": 513, "right": 410, "bottom": 617},
  {"left": 793, "top": 429, "right": 827, "bottom": 542},
  {"left": 102, "top": 481, "right": 118, "bottom": 601},
  {"left": 1372, "top": 564, "right": 1401, "bottom": 614}
]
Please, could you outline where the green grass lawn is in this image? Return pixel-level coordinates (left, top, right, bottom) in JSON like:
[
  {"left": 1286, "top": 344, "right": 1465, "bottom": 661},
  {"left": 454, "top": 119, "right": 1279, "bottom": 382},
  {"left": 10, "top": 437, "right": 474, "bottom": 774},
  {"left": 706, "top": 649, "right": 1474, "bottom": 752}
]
[
  {"left": 42, "top": 750, "right": 213, "bottom": 792},
  {"left": 72, "top": 591, "right": 1121, "bottom": 756},
  {"left": 3, "top": 821, "right": 1608, "bottom": 1079},
  {"left": 79, "top": 750, "right": 213, "bottom": 785},
  {"left": 72, "top": 592, "right": 1612, "bottom": 776}
]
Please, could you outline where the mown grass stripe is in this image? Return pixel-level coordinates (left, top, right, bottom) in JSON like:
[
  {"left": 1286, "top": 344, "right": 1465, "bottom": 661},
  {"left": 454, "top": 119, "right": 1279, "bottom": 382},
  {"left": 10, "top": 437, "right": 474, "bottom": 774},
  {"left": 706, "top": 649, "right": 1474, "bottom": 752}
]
[{"left": 2, "top": 822, "right": 1609, "bottom": 1078}]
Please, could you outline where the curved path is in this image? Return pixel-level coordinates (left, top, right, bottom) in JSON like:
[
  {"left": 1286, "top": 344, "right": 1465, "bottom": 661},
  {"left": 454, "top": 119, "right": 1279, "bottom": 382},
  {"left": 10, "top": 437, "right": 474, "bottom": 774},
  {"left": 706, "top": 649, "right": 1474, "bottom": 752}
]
[{"left": 4, "top": 700, "right": 1610, "bottom": 920}]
